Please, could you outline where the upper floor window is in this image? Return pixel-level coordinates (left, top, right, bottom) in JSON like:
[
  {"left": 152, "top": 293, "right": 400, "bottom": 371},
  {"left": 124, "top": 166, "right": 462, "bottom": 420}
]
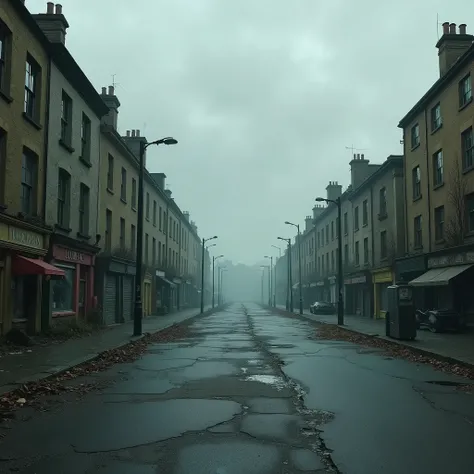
[
  {"left": 344, "top": 244, "right": 349, "bottom": 265},
  {"left": 24, "top": 55, "right": 40, "bottom": 122},
  {"left": 145, "top": 233, "right": 149, "bottom": 264},
  {"left": 434, "top": 205, "right": 444, "bottom": 241},
  {"left": 80, "top": 113, "right": 91, "bottom": 163},
  {"left": 120, "top": 167, "right": 127, "bottom": 202},
  {"left": 21, "top": 148, "right": 37, "bottom": 215},
  {"left": 410, "top": 123, "right": 420, "bottom": 149},
  {"left": 433, "top": 149, "right": 444, "bottom": 187},
  {"left": 105, "top": 209, "right": 112, "bottom": 251},
  {"left": 354, "top": 206, "right": 359, "bottom": 230},
  {"left": 459, "top": 74, "right": 472, "bottom": 108},
  {"left": 466, "top": 193, "right": 474, "bottom": 234},
  {"left": 146, "top": 192, "right": 150, "bottom": 220},
  {"left": 363, "top": 237, "right": 369, "bottom": 264},
  {"left": 79, "top": 183, "right": 90, "bottom": 236},
  {"left": 119, "top": 217, "right": 126, "bottom": 249},
  {"left": 107, "top": 154, "right": 114, "bottom": 190},
  {"left": 0, "top": 22, "right": 12, "bottom": 96},
  {"left": 0, "top": 128, "right": 6, "bottom": 203},
  {"left": 362, "top": 199, "right": 368, "bottom": 226},
  {"left": 325, "top": 224, "right": 329, "bottom": 244},
  {"left": 159, "top": 206, "right": 162, "bottom": 230},
  {"left": 431, "top": 103, "right": 442, "bottom": 131},
  {"left": 343, "top": 212, "right": 348, "bottom": 235},
  {"left": 131, "top": 224, "right": 136, "bottom": 253},
  {"left": 412, "top": 166, "right": 421, "bottom": 200},
  {"left": 131, "top": 178, "right": 137, "bottom": 210},
  {"left": 462, "top": 127, "right": 474, "bottom": 171},
  {"left": 57, "top": 168, "right": 71, "bottom": 228},
  {"left": 331, "top": 221, "right": 334, "bottom": 240},
  {"left": 414, "top": 215, "right": 423, "bottom": 248},
  {"left": 380, "top": 231, "right": 387, "bottom": 259},
  {"left": 60, "top": 91, "right": 72, "bottom": 146},
  {"left": 355, "top": 241, "right": 360, "bottom": 266},
  {"left": 379, "top": 187, "right": 387, "bottom": 217},
  {"left": 153, "top": 200, "right": 157, "bottom": 226}
]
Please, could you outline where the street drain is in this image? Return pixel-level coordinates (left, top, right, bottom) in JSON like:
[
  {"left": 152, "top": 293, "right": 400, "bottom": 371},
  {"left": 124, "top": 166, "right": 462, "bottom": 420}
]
[{"left": 425, "top": 381, "right": 470, "bottom": 387}]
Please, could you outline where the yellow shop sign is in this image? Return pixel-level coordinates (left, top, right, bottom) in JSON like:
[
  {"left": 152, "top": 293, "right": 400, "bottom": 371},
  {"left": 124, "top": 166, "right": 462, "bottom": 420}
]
[{"left": 0, "top": 222, "right": 43, "bottom": 249}]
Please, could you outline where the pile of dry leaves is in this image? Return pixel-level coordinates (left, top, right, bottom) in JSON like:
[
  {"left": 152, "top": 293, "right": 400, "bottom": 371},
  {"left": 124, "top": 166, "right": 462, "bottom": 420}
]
[
  {"left": 315, "top": 324, "right": 474, "bottom": 384},
  {"left": 0, "top": 323, "right": 188, "bottom": 420}
]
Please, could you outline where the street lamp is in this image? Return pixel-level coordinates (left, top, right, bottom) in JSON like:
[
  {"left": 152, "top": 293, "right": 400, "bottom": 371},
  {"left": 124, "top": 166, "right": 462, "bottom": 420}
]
[
  {"left": 260, "top": 265, "right": 270, "bottom": 306},
  {"left": 277, "top": 237, "right": 292, "bottom": 311},
  {"left": 316, "top": 196, "right": 344, "bottom": 325},
  {"left": 220, "top": 267, "right": 228, "bottom": 304},
  {"left": 271, "top": 245, "right": 281, "bottom": 306},
  {"left": 264, "top": 255, "right": 273, "bottom": 306},
  {"left": 212, "top": 254, "right": 224, "bottom": 308},
  {"left": 217, "top": 265, "right": 227, "bottom": 305},
  {"left": 134, "top": 136, "right": 177, "bottom": 336},
  {"left": 201, "top": 235, "right": 217, "bottom": 313},
  {"left": 285, "top": 221, "right": 303, "bottom": 315}
]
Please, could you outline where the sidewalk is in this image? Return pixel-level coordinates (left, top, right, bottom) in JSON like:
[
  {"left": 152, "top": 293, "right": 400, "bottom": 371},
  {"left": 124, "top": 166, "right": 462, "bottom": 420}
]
[
  {"left": 0, "top": 306, "right": 211, "bottom": 396},
  {"left": 275, "top": 305, "right": 474, "bottom": 366}
]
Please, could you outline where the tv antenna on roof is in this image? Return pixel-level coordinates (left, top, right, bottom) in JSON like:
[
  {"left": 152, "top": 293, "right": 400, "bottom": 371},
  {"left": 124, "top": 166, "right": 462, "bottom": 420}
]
[
  {"left": 111, "top": 74, "right": 119, "bottom": 89},
  {"left": 345, "top": 145, "right": 368, "bottom": 155}
]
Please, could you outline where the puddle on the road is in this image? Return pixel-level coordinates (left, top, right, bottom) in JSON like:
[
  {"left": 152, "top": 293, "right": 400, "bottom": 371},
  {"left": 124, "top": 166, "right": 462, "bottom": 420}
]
[
  {"left": 244, "top": 375, "right": 287, "bottom": 390},
  {"left": 425, "top": 381, "right": 470, "bottom": 387}
]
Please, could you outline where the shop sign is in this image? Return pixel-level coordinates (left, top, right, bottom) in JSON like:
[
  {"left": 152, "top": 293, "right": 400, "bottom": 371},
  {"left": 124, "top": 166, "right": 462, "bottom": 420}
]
[
  {"left": 173, "top": 277, "right": 182, "bottom": 284},
  {"left": 345, "top": 275, "right": 367, "bottom": 285},
  {"left": 373, "top": 270, "right": 393, "bottom": 284},
  {"left": 316, "top": 281, "right": 324, "bottom": 287},
  {"left": 156, "top": 270, "right": 165, "bottom": 278},
  {"left": 53, "top": 246, "right": 92, "bottom": 265},
  {"left": 428, "top": 252, "right": 474, "bottom": 269},
  {"left": 7, "top": 226, "right": 43, "bottom": 249},
  {"left": 328, "top": 276, "right": 336, "bottom": 284}
]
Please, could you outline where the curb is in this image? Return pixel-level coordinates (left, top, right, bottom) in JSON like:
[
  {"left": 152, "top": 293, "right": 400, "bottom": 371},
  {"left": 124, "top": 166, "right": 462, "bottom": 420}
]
[
  {"left": 0, "top": 305, "right": 222, "bottom": 397},
  {"left": 269, "top": 305, "right": 474, "bottom": 371}
]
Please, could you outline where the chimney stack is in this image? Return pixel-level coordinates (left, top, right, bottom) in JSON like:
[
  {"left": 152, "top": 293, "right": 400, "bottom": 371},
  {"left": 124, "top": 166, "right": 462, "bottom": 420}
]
[
  {"left": 32, "top": 3, "right": 69, "bottom": 44},
  {"left": 350, "top": 153, "right": 372, "bottom": 189},
  {"left": 122, "top": 128, "right": 147, "bottom": 166},
  {"left": 100, "top": 85, "right": 121, "bottom": 130},
  {"left": 326, "top": 181, "right": 343, "bottom": 202},
  {"left": 150, "top": 172, "right": 166, "bottom": 190},
  {"left": 312, "top": 204, "right": 325, "bottom": 221},
  {"left": 436, "top": 21, "right": 473, "bottom": 76}
]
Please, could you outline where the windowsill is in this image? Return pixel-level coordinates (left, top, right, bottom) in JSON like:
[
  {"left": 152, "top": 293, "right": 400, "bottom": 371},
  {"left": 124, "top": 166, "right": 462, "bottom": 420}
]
[
  {"left": 411, "top": 143, "right": 420, "bottom": 151},
  {"left": 378, "top": 213, "right": 388, "bottom": 221},
  {"left": 132, "top": 206, "right": 137, "bottom": 212},
  {"left": 54, "top": 223, "right": 72, "bottom": 233},
  {"left": 120, "top": 197, "right": 127, "bottom": 204},
  {"left": 380, "top": 257, "right": 388, "bottom": 262},
  {"left": 459, "top": 97, "right": 473, "bottom": 112},
  {"left": 0, "top": 88, "right": 13, "bottom": 104},
  {"left": 59, "top": 138, "right": 75, "bottom": 153},
  {"left": 362, "top": 223, "right": 368, "bottom": 228},
  {"left": 462, "top": 165, "right": 474, "bottom": 175},
  {"left": 77, "top": 232, "right": 91, "bottom": 240},
  {"left": 435, "top": 238, "right": 445, "bottom": 245},
  {"left": 354, "top": 227, "right": 359, "bottom": 233},
  {"left": 106, "top": 187, "right": 114, "bottom": 195},
  {"left": 433, "top": 182, "right": 444, "bottom": 190},
  {"left": 146, "top": 218, "right": 150, "bottom": 222},
  {"left": 153, "top": 223, "right": 157, "bottom": 227},
  {"left": 413, "top": 195, "right": 422, "bottom": 202},
  {"left": 22, "top": 112, "right": 42, "bottom": 130},
  {"left": 79, "top": 156, "right": 92, "bottom": 168},
  {"left": 430, "top": 123, "right": 443, "bottom": 135},
  {"left": 414, "top": 245, "right": 423, "bottom": 250},
  {"left": 53, "top": 311, "right": 76, "bottom": 318}
]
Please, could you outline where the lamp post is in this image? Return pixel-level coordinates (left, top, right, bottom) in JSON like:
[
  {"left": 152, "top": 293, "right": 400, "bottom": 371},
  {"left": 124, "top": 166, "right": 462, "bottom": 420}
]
[
  {"left": 264, "top": 255, "right": 273, "bottom": 306},
  {"left": 285, "top": 221, "right": 303, "bottom": 315},
  {"left": 260, "top": 265, "right": 270, "bottom": 306},
  {"left": 220, "top": 267, "right": 227, "bottom": 304},
  {"left": 271, "top": 245, "right": 281, "bottom": 306},
  {"left": 260, "top": 267, "right": 264, "bottom": 304},
  {"left": 201, "top": 235, "right": 218, "bottom": 313},
  {"left": 134, "top": 136, "right": 177, "bottom": 337},
  {"left": 277, "top": 237, "right": 292, "bottom": 311},
  {"left": 212, "top": 254, "right": 224, "bottom": 308},
  {"left": 316, "top": 196, "right": 344, "bottom": 325}
]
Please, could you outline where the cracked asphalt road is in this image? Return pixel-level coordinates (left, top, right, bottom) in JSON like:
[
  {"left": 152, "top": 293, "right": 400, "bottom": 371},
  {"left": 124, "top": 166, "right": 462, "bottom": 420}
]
[{"left": 2, "top": 303, "right": 474, "bottom": 473}]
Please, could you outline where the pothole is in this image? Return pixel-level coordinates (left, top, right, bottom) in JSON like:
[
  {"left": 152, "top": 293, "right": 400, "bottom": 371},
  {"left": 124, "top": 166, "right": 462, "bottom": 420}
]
[{"left": 244, "top": 375, "right": 288, "bottom": 390}]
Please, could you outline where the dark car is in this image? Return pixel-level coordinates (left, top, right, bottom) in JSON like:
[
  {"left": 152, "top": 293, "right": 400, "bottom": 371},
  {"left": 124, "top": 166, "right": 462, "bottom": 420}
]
[{"left": 309, "top": 301, "right": 336, "bottom": 314}]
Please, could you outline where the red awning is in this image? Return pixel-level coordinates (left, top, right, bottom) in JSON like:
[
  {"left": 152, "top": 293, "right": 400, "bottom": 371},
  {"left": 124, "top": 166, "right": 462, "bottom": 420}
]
[{"left": 12, "top": 256, "right": 66, "bottom": 277}]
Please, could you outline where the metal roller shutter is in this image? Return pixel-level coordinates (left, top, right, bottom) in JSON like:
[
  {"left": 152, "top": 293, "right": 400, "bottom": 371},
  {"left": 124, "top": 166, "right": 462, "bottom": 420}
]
[
  {"left": 103, "top": 274, "right": 117, "bottom": 325},
  {"left": 123, "top": 276, "right": 133, "bottom": 321}
]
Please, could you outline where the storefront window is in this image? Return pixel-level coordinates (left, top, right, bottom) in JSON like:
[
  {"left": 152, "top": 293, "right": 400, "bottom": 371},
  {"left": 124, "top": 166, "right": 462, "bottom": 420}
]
[{"left": 52, "top": 266, "right": 75, "bottom": 312}]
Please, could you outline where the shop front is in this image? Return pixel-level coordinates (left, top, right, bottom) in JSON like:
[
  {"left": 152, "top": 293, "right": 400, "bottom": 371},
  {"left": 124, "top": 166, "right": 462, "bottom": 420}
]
[
  {"left": 328, "top": 276, "right": 337, "bottom": 304},
  {"left": 95, "top": 257, "right": 136, "bottom": 326},
  {"left": 394, "top": 254, "right": 427, "bottom": 310},
  {"left": 155, "top": 270, "right": 176, "bottom": 314},
  {"left": 344, "top": 271, "right": 373, "bottom": 317},
  {"left": 143, "top": 272, "right": 153, "bottom": 316},
  {"left": 372, "top": 267, "right": 394, "bottom": 319},
  {"left": 173, "top": 277, "right": 182, "bottom": 310},
  {"left": 0, "top": 217, "right": 63, "bottom": 335}
]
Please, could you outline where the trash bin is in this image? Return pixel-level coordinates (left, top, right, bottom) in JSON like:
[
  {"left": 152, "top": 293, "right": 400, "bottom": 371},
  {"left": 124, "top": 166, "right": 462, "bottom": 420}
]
[{"left": 386, "top": 284, "right": 416, "bottom": 340}]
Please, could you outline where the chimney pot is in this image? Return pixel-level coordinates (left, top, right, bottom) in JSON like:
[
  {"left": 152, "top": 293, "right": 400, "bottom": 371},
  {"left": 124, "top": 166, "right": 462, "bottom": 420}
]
[
  {"left": 108, "top": 85, "right": 114, "bottom": 96},
  {"left": 449, "top": 23, "right": 456, "bottom": 34},
  {"left": 442, "top": 22, "right": 450, "bottom": 34},
  {"left": 361, "top": 153, "right": 365, "bottom": 160},
  {"left": 136, "top": 130, "right": 140, "bottom": 137},
  {"left": 131, "top": 130, "right": 136, "bottom": 138},
  {"left": 47, "top": 2, "right": 54, "bottom": 13},
  {"left": 459, "top": 24, "right": 467, "bottom": 35},
  {"left": 55, "top": 4, "right": 62, "bottom": 14},
  {"left": 353, "top": 153, "right": 356, "bottom": 160},
  {"left": 101, "top": 86, "right": 106, "bottom": 95},
  {"left": 126, "top": 130, "right": 130, "bottom": 137}
]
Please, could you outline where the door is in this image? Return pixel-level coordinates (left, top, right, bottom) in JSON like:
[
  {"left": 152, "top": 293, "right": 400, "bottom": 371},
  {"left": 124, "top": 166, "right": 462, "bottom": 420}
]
[
  {"left": 103, "top": 273, "right": 117, "bottom": 325},
  {"left": 122, "top": 275, "right": 133, "bottom": 321}
]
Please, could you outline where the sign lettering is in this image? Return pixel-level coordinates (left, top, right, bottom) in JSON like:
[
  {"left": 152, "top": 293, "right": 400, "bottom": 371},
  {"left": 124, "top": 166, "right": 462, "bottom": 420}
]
[
  {"left": 65, "top": 250, "right": 85, "bottom": 262},
  {"left": 428, "top": 252, "right": 474, "bottom": 268},
  {"left": 8, "top": 228, "right": 42, "bottom": 249}
]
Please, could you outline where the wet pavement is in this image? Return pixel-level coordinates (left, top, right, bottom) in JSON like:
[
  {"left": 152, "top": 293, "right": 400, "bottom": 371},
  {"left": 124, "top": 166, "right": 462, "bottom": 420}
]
[{"left": 1, "top": 303, "right": 474, "bottom": 473}]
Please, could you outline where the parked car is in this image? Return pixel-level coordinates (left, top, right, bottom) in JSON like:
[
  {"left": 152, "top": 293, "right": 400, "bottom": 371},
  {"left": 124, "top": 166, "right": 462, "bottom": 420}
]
[{"left": 309, "top": 301, "right": 336, "bottom": 314}]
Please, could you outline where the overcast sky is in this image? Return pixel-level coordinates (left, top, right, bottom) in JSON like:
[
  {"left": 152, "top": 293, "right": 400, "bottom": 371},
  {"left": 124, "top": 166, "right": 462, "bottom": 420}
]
[{"left": 28, "top": 0, "right": 468, "bottom": 264}]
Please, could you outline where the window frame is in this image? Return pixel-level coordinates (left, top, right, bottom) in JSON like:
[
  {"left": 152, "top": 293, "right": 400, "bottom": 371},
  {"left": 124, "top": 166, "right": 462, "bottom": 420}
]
[
  {"left": 21, "top": 148, "right": 37, "bottom": 215},
  {"left": 432, "top": 149, "right": 444, "bottom": 187},
  {"left": 79, "top": 183, "right": 90, "bottom": 237},
  {"left": 105, "top": 209, "right": 112, "bottom": 251},
  {"left": 412, "top": 166, "right": 421, "bottom": 200},
  {"left": 60, "top": 90, "right": 73, "bottom": 146},
  {"left": 459, "top": 74, "right": 472, "bottom": 108},
  {"left": 24, "top": 54, "right": 40, "bottom": 122},
  {"left": 80, "top": 112, "right": 91, "bottom": 163},
  {"left": 431, "top": 103, "right": 442, "bottom": 131},
  {"left": 434, "top": 205, "right": 445, "bottom": 242},
  {"left": 120, "top": 167, "right": 127, "bottom": 202},
  {"left": 380, "top": 230, "right": 387, "bottom": 259},
  {"left": 414, "top": 215, "right": 423, "bottom": 248},
  {"left": 0, "top": 21, "right": 12, "bottom": 99},
  {"left": 362, "top": 199, "right": 368, "bottom": 226},
  {"left": 119, "top": 217, "right": 126, "bottom": 249},
  {"left": 410, "top": 123, "right": 420, "bottom": 149},
  {"left": 107, "top": 154, "right": 114, "bottom": 191},
  {"left": 462, "top": 127, "right": 474, "bottom": 171},
  {"left": 57, "top": 168, "right": 71, "bottom": 229}
]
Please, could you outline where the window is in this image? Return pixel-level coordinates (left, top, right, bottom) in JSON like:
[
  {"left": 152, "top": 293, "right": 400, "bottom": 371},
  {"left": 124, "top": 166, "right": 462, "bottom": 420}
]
[
  {"left": 153, "top": 200, "right": 157, "bottom": 226},
  {"left": 60, "top": 91, "right": 72, "bottom": 145},
  {"left": 21, "top": 148, "right": 37, "bottom": 215},
  {"left": 107, "top": 154, "right": 114, "bottom": 190},
  {"left": 331, "top": 221, "right": 334, "bottom": 240},
  {"left": 354, "top": 206, "right": 359, "bottom": 230},
  {"left": 145, "top": 233, "right": 149, "bottom": 263},
  {"left": 146, "top": 192, "right": 150, "bottom": 220},
  {"left": 80, "top": 113, "right": 91, "bottom": 162},
  {"left": 24, "top": 55, "right": 40, "bottom": 120},
  {"left": 411, "top": 123, "right": 420, "bottom": 148},
  {"left": 380, "top": 231, "right": 387, "bottom": 259},
  {"left": 325, "top": 224, "right": 329, "bottom": 244},
  {"left": 363, "top": 237, "right": 369, "bottom": 264},
  {"left": 336, "top": 217, "right": 339, "bottom": 239},
  {"left": 131, "top": 178, "right": 137, "bottom": 209},
  {"left": 120, "top": 167, "right": 127, "bottom": 201},
  {"left": 379, "top": 187, "right": 387, "bottom": 217},
  {"left": 326, "top": 253, "right": 329, "bottom": 272},
  {"left": 344, "top": 244, "right": 348, "bottom": 265},
  {"left": 131, "top": 224, "right": 136, "bottom": 253},
  {"left": 119, "top": 217, "right": 125, "bottom": 249},
  {"left": 321, "top": 255, "right": 325, "bottom": 273},
  {"left": 434, "top": 206, "right": 445, "bottom": 241},
  {"left": 170, "top": 216, "right": 173, "bottom": 239},
  {"left": 0, "top": 128, "right": 5, "bottom": 202},
  {"left": 79, "top": 184, "right": 90, "bottom": 236},
  {"left": 331, "top": 250, "right": 334, "bottom": 271},
  {"left": 0, "top": 22, "right": 11, "bottom": 95},
  {"left": 412, "top": 166, "right": 421, "bottom": 199},
  {"left": 431, "top": 103, "right": 442, "bottom": 131},
  {"left": 466, "top": 193, "right": 474, "bottom": 233},
  {"left": 362, "top": 199, "right": 368, "bottom": 226},
  {"left": 159, "top": 206, "right": 162, "bottom": 230},
  {"left": 462, "top": 127, "right": 474, "bottom": 170},
  {"left": 57, "top": 169, "right": 70, "bottom": 228},
  {"left": 158, "top": 240, "right": 162, "bottom": 264},
  {"left": 433, "top": 150, "right": 444, "bottom": 186},
  {"left": 355, "top": 241, "right": 360, "bottom": 265},
  {"left": 343, "top": 212, "right": 348, "bottom": 235},
  {"left": 414, "top": 215, "right": 423, "bottom": 248},
  {"left": 51, "top": 266, "right": 74, "bottom": 312},
  {"left": 105, "top": 209, "right": 112, "bottom": 251},
  {"left": 152, "top": 237, "right": 156, "bottom": 265},
  {"left": 321, "top": 228, "right": 324, "bottom": 246},
  {"left": 459, "top": 74, "right": 472, "bottom": 108}
]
